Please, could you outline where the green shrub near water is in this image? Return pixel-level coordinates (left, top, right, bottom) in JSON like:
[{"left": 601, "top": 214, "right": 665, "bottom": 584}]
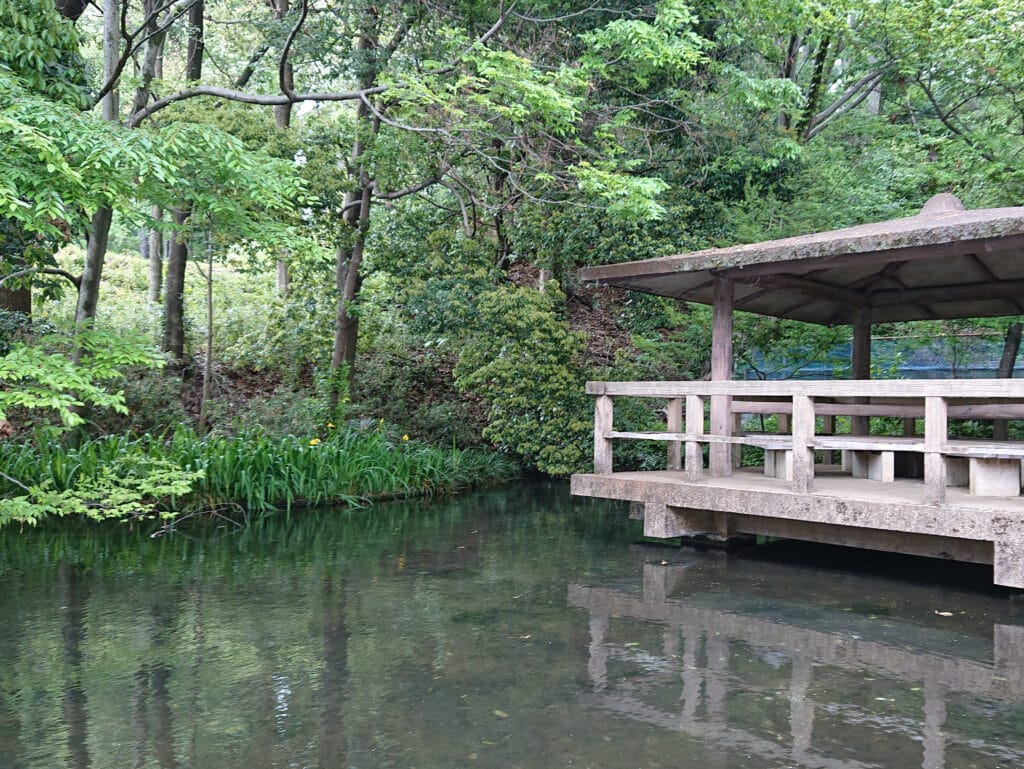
[{"left": 0, "top": 426, "right": 519, "bottom": 528}]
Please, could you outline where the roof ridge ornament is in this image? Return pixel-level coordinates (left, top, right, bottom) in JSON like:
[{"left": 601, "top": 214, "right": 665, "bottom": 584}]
[{"left": 919, "top": 193, "right": 965, "bottom": 216}]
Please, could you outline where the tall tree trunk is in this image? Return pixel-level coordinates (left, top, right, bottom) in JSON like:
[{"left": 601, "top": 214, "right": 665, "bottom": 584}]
[
  {"left": 161, "top": 1, "right": 203, "bottom": 362},
  {"left": 273, "top": 0, "right": 293, "bottom": 297},
  {"left": 199, "top": 238, "right": 214, "bottom": 428},
  {"left": 148, "top": 207, "right": 164, "bottom": 303},
  {"left": 329, "top": 19, "right": 379, "bottom": 387},
  {"left": 993, "top": 321, "right": 1022, "bottom": 439},
  {"left": 997, "top": 322, "right": 1022, "bottom": 378},
  {"left": 162, "top": 208, "right": 191, "bottom": 362},
  {"left": 331, "top": 186, "right": 371, "bottom": 373},
  {"left": 186, "top": 0, "right": 204, "bottom": 81},
  {"left": 778, "top": 33, "right": 801, "bottom": 129},
  {"left": 76, "top": 207, "right": 112, "bottom": 326},
  {"left": 74, "top": 0, "right": 119, "bottom": 328},
  {"left": 795, "top": 36, "right": 831, "bottom": 140}
]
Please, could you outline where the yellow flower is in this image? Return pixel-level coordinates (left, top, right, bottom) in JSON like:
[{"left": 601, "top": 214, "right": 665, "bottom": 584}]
[
  {"left": 326, "top": 422, "right": 335, "bottom": 428},
  {"left": 402, "top": 434, "right": 409, "bottom": 441},
  {"left": 309, "top": 438, "right": 321, "bottom": 446}
]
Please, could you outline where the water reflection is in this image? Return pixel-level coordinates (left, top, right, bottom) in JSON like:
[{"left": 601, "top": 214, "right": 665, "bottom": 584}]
[
  {"left": 3, "top": 485, "right": 1024, "bottom": 768},
  {"left": 570, "top": 558, "right": 1024, "bottom": 769}
]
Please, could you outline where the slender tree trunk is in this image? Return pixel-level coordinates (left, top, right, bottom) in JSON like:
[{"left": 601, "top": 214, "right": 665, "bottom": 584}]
[
  {"left": 161, "top": 1, "right": 203, "bottom": 363},
  {"left": 148, "top": 207, "right": 164, "bottom": 303},
  {"left": 332, "top": 184, "right": 372, "bottom": 368},
  {"left": 329, "top": 21, "right": 378, "bottom": 387},
  {"left": 997, "top": 322, "right": 1022, "bottom": 378},
  {"left": 162, "top": 208, "right": 191, "bottom": 362},
  {"left": 778, "top": 33, "right": 801, "bottom": 129},
  {"left": 74, "top": 0, "right": 119, "bottom": 328},
  {"left": 199, "top": 239, "right": 214, "bottom": 428},
  {"left": 76, "top": 207, "right": 112, "bottom": 326},
  {"left": 186, "top": 0, "right": 204, "bottom": 81},
  {"left": 795, "top": 36, "right": 832, "bottom": 140},
  {"left": 273, "top": 0, "right": 293, "bottom": 297},
  {"left": 994, "top": 322, "right": 1022, "bottom": 439}
]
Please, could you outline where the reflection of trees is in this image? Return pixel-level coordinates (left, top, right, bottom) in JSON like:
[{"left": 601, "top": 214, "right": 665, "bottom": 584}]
[
  {"left": 60, "top": 562, "right": 91, "bottom": 769},
  {"left": 318, "top": 576, "right": 349, "bottom": 769},
  {"left": 0, "top": 484, "right": 637, "bottom": 768}
]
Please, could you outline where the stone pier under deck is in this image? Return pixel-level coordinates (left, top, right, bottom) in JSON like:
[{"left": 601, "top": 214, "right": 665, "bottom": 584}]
[{"left": 571, "top": 466, "right": 1024, "bottom": 589}]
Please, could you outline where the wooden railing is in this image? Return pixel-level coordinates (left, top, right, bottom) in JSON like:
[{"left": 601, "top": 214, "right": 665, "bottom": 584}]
[{"left": 587, "top": 379, "right": 1024, "bottom": 504}]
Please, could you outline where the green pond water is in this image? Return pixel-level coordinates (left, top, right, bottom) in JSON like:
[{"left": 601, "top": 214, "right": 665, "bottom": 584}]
[{"left": 1, "top": 481, "right": 1023, "bottom": 768}]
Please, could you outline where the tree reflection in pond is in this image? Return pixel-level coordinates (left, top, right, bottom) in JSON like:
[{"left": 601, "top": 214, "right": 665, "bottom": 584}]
[{"left": 0, "top": 482, "right": 1022, "bottom": 768}]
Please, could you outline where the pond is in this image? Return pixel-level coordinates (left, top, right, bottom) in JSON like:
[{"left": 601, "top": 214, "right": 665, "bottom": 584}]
[{"left": 1, "top": 481, "right": 1022, "bottom": 768}]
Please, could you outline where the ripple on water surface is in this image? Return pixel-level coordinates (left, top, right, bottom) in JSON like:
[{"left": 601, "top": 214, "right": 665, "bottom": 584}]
[{"left": 0, "top": 482, "right": 1023, "bottom": 768}]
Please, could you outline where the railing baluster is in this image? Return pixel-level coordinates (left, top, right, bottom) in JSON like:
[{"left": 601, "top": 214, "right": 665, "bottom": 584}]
[
  {"left": 924, "top": 396, "right": 947, "bottom": 504},
  {"left": 594, "top": 395, "right": 614, "bottom": 474},
  {"left": 667, "top": 398, "right": 682, "bottom": 471},
  {"left": 791, "top": 395, "right": 815, "bottom": 492},
  {"left": 685, "top": 395, "right": 704, "bottom": 481}
]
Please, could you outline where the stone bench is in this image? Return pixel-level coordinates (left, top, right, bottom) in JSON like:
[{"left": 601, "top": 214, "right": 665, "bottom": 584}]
[{"left": 945, "top": 441, "right": 1024, "bottom": 497}]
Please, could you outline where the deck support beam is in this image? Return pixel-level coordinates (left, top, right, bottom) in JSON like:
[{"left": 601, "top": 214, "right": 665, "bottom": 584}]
[{"left": 710, "top": 276, "right": 734, "bottom": 476}]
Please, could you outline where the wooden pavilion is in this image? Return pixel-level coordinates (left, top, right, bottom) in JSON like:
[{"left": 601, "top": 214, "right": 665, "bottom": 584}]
[{"left": 570, "top": 194, "right": 1024, "bottom": 588}]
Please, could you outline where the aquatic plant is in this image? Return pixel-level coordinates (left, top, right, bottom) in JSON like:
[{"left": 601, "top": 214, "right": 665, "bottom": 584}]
[{"left": 0, "top": 426, "right": 519, "bottom": 528}]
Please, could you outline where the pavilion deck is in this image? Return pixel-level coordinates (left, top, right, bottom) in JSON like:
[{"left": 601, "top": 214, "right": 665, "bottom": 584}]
[{"left": 570, "top": 378, "right": 1024, "bottom": 588}]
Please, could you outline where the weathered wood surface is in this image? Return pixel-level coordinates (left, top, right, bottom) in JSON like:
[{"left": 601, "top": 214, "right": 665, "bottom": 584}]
[
  {"left": 589, "top": 380, "right": 1024, "bottom": 507},
  {"left": 594, "top": 395, "right": 613, "bottom": 474},
  {"left": 731, "top": 400, "right": 1024, "bottom": 420},
  {"left": 924, "top": 397, "right": 948, "bottom": 505},
  {"left": 709, "top": 277, "right": 734, "bottom": 477},
  {"left": 587, "top": 379, "right": 1024, "bottom": 398}
]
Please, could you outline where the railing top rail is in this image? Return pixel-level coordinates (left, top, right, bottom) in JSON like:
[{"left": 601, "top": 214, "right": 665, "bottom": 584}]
[{"left": 586, "top": 379, "right": 1024, "bottom": 399}]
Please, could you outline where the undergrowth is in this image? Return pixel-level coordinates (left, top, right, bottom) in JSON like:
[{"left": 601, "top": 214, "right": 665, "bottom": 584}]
[{"left": 0, "top": 426, "right": 519, "bottom": 529}]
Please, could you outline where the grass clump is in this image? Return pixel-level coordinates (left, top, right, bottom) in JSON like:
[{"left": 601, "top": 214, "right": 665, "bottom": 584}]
[{"left": 0, "top": 426, "right": 519, "bottom": 529}]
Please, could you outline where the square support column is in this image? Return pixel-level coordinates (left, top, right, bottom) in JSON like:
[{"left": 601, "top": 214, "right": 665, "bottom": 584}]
[
  {"left": 851, "top": 309, "right": 871, "bottom": 435},
  {"left": 710, "top": 276, "right": 734, "bottom": 476}
]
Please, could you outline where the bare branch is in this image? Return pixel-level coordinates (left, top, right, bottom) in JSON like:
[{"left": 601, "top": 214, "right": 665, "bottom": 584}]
[
  {"left": 0, "top": 268, "right": 81, "bottom": 290},
  {"left": 807, "top": 69, "right": 886, "bottom": 134},
  {"left": 128, "top": 83, "right": 388, "bottom": 127},
  {"left": 511, "top": 3, "right": 647, "bottom": 22},
  {"left": 0, "top": 471, "right": 31, "bottom": 494},
  {"left": 92, "top": 0, "right": 198, "bottom": 110},
  {"left": 373, "top": 167, "right": 449, "bottom": 200},
  {"left": 278, "top": 0, "right": 308, "bottom": 101}
]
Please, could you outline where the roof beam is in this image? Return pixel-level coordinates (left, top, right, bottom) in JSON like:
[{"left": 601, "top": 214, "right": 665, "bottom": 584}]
[
  {"left": 730, "top": 272, "right": 867, "bottom": 307},
  {"left": 868, "top": 279, "right": 1024, "bottom": 308}
]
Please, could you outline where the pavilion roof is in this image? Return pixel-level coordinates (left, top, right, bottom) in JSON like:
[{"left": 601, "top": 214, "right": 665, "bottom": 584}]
[{"left": 578, "top": 194, "right": 1024, "bottom": 325}]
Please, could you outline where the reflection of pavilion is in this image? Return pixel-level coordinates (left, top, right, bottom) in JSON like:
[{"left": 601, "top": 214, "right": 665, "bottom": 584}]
[{"left": 569, "top": 563, "right": 1024, "bottom": 769}]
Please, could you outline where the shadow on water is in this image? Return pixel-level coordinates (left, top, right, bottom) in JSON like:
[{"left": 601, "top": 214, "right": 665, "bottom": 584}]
[{"left": 1, "top": 482, "right": 1023, "bottom": 768}]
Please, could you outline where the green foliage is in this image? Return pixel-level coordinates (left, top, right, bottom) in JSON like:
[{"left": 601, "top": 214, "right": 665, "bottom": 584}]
[
  {"left": 350, "top": 347, "right": 487, "bottom": 447},
  {"left": 0, "top": 426, "right": 519, "bottom": 527},
  {"left": 0, "top": 0, "right": 88, "bottom": 107},
  {"left": 0, "top": 327, "right": 164, "bottom": 427},
  {"left": 454, "top": 282, "right": 591, "bottom": 475},
  {"left": 581, "top": 0, "right": 707, "bottom": 88}
]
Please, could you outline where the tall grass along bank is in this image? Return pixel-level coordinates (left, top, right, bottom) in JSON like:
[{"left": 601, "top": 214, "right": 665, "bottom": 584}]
[{"left": 0, "top": 427, "right": 519, "bottom": 528}]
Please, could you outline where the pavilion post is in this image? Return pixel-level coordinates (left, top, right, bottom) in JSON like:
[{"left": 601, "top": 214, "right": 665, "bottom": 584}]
[
  {"left": 851, "top": 309, "right": 871, "bottom": 435},
  {"left": 710, "top": 276, "right": 734, "bottom": 476}
]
